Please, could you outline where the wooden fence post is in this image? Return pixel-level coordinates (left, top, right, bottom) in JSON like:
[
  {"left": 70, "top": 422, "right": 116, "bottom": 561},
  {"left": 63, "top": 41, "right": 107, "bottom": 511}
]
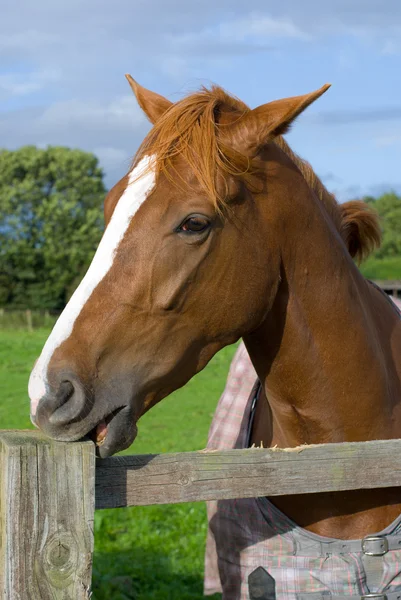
[
  {"left": 25, "top": 309, "right": 33, "bottom": 332},
  {"left": 0, "top": 431, "right": 95, "bottom": 599}
]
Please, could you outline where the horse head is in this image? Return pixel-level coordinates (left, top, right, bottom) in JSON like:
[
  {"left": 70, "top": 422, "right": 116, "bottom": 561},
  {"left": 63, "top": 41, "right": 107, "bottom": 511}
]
[{"left": 29, "top": 78, "right": 338, "bottom": 456}]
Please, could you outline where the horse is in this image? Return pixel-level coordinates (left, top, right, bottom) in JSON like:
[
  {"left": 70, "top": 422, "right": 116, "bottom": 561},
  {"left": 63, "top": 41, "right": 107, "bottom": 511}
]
[{"left": 28, "top": 76, "right": 401, "bottom": 596}]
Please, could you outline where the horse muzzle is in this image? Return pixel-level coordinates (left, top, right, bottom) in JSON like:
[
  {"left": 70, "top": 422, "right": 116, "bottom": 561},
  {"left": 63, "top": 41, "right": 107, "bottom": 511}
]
[{"left": 34, "top": 373, "right": 139, "bottom": 457}]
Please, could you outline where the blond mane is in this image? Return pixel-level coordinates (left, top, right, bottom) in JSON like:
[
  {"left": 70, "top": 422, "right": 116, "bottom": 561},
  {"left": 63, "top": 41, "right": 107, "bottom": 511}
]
[{"left": 134, "top": 85, "right": 381, "bottom": 262}]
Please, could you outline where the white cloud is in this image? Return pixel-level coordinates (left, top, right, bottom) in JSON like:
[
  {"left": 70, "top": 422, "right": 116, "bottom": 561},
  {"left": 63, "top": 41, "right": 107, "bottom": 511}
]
[
  {"left": 94, "top": 146, "right": 130, "bottom": 165},
  {"left": 0, "top": 75, "right": 41, "bottom": 97},
  {"left": 0, "top": 69, "right": 60, "bottom": 99},
  {"left": 375, "top": 133, "right": 401, "bottom": 148},
  {"left": 159, "top": 57, "right": 193, "bottom": 83},
  {"left": 0, "top": 30, "right": 59, "bottom": 54},
  {"left": 382, "top": 40, "right": 401, "bottom": 56},
  {"left": 164, "top": 12, "right": 307, "bottom": 69},
  {"left": 2, "top": 2, "right": 400, "bottom": 77},
  {"left": 37, "top": 95, "right": 145, "bottom": 133},
  {"left": 94, "top": 146, "right": 132, "bottom": 180},
  {"left": 219, "top": 13, "right": 309, "bottom": 42},
  {"left": 0, "top": 96, "right": 150, "bottom": 187},
  {"left": 1, "top": 0, "right": 401, "bottom": 194}
]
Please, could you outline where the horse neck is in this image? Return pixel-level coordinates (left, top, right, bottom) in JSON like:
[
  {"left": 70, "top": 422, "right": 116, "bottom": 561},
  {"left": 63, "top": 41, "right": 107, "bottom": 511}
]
[{"left": 243, "top": 163, "right": 401, "bottom": 449}]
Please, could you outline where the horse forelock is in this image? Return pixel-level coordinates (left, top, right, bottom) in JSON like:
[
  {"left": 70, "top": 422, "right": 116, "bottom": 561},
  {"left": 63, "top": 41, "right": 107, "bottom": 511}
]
[
  {"left": 131, "top": 85, "right": 253, "bottom": 209},
  {"left": 129, "top": 84, "right": 381, "bottom": 260}
]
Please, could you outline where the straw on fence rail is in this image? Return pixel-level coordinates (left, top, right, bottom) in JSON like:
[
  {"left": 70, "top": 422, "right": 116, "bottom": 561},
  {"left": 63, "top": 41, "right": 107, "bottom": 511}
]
[
  {"left": 95, "top": 439, "right": 401, "bottom": 509},
  {"left": 2, "top": 430, "right": 401, "bottom": 599}
]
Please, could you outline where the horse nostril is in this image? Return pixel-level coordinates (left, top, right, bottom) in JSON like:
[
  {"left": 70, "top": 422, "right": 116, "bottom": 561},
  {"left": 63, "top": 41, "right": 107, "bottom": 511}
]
[
  {"left": 57, "top": 381, "right": 75, "bottom": 406},
  {"left": 48, "top": 377, "right": 87, "bottom": 426}
]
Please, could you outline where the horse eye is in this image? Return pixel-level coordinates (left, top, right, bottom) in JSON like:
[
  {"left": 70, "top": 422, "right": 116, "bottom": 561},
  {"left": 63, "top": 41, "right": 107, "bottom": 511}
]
[{"left": 179, "top": 215, "right": 210, "bottom": 234}]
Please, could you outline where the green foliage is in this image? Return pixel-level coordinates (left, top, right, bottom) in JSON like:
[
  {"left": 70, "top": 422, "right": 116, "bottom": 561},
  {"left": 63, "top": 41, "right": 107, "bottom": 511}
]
[
  {"left": 360, "top": 256, "right": 401, "bottom": 280},
  {"left": 0, "top": 146, "right": 105, "bottom": 310},
  {"left": 360, "top": 192, "right": 401, "bottom": 279},
  {"left": 364, "top": 192, "right": 401, "bottom": 259},
  {"left": 0, "top": 327, "right": 236, "bottom": 598},
  {"left": 1, "top": 143, "right": 400, "bottom": 309}
]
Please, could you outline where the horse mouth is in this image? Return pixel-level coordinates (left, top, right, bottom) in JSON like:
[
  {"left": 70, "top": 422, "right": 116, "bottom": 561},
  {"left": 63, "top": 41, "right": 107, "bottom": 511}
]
[
  {"left": 88, "top": 405, "right": 137, "bottom": 458},
  {"left": 92, "top": 414, "right": 113, "bottom": 445}
]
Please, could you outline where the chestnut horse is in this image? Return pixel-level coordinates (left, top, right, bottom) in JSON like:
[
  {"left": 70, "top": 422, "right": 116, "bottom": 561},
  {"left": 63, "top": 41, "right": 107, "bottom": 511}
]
[{"left": 29, "top": 77, "right": 401, "bottom": 544}]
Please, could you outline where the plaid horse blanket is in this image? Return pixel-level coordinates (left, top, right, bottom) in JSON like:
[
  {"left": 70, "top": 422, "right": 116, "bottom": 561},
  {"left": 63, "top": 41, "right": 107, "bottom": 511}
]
[{"left": 204, "top": 313, "right": 401, "bottom": 600}]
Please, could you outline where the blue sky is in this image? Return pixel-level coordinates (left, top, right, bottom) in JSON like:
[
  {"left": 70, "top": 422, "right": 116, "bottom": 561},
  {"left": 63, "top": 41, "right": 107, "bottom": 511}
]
[{"left": 1, "top": 0, "right": 401, "bottom": 200}]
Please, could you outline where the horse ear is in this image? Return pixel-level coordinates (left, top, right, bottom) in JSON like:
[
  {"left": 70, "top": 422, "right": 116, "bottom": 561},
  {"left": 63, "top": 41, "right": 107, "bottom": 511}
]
[
  {"left": 227, "top": 84, "right": 331, "bottom": 157},
  {"left": 125, "top": 74, "right": 173, "bottom": 124}
]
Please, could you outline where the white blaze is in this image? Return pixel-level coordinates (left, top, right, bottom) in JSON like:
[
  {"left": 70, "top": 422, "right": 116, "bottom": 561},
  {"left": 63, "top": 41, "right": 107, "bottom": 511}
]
[{"left": 28, "top": 155, "right": 156, "bottom": 417}]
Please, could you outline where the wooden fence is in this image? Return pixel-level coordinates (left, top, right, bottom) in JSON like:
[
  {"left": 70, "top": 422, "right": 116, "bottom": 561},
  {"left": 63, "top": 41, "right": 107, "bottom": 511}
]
[
  {"left": 374, "top": 280, "right": 401, "bottom": 299},
  {"left": 1, "top": 430, "right": 401, "bottom": 599},
  {"left": 0, "top": 310, "right": 58, "bottom": 331}
]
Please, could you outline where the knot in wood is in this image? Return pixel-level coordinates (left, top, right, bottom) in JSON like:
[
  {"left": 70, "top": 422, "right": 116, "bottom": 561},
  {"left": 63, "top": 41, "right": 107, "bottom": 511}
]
[
  {"left": 178, "top": 466, "right": 192, "bottom": 486},
  {"left": 43, "top": 531, "right": 79, "bottom": 588},
  {"left": 48, "top": 542, "right": 70, "bottom": 567}
]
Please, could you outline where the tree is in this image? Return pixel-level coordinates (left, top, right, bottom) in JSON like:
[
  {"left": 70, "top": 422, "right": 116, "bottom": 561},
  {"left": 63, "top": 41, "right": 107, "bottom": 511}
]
[
  {"left": 0, "top": 146, "right": 106, "bottom": 310},
  {"left": 364, "top": 192, "right": 401, "bottom": 259},
  {"left": 360, "top": 192, "right": 401, "bottom": 280}
]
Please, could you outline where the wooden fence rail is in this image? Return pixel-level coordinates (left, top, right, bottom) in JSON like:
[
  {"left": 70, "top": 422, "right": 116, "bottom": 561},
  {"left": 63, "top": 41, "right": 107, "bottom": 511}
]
[{"left": 1, "top": 430, "right": 401, "bottom": 598}]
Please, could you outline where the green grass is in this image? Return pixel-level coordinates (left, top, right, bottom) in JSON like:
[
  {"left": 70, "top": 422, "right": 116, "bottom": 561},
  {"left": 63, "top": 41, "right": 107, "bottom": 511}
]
[{"left": 0, "top": 328, "right": 237, "bottom": 599}]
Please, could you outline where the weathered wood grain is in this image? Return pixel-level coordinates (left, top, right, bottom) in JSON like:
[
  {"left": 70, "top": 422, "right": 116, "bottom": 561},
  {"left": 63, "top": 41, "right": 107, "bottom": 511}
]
[
  {"left": 3, "top": 429, "right": 401, "bottom": 598},
  {"left": 0, "top": 430, "right": 95, "bottom": 600},
  {"left": 95, "top": 439, "right": 401, "bottom": 509}
]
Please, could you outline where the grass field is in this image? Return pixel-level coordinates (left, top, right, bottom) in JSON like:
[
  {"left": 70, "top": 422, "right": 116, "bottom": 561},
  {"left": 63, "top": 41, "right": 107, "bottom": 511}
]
[{"left": 0, "top": 328, "right": 237, "bottom": 599}]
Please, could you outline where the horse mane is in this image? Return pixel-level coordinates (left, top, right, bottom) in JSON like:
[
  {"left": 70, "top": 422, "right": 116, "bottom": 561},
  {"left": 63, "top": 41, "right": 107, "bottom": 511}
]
[
  {"left": 274, "top": 136, "right": 381, "bottom": 263},
  {"left": 134, "top": 84, "right": 381, "bottom": 262}
]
